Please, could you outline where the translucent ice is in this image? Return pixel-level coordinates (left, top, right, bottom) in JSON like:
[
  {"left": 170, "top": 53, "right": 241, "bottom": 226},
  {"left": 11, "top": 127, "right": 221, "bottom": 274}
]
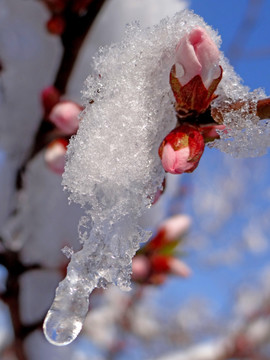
[
  {"left": 44, "top": 10, "right": 269, "bottom": 345},
  {"left": 210, "top": 57, "right": 268, "bottom": 158}
]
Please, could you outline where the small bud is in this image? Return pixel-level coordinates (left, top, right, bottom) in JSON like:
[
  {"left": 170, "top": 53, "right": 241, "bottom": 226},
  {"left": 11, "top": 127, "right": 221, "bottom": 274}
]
[
  {"left": 158, "top": 215, "right": 191, "bottom": 241},
  {"left": 48, "top": 101, "right": 82, "bottom": 135},
  {"left": 41, "top": 86, "right": 60, "bottom": 116},
  {"left": 132, "top": 255, "right": 151, "bottom": 282},
  {"left": 46, "top": 15, "right": 66, "bottom": 35},
  {"left": 44, "top": 138, "right": 68, "bottom": 174},
  {"left": 171, "top": 27, "right": 223, "bottom": 117},
  {"left": 159, "top": 124, "right": 205, "bottom": 174}
]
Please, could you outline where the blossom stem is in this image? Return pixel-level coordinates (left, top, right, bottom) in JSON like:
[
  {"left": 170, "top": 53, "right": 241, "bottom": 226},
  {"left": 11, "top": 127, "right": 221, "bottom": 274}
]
[{"left": 257, "top": 98, "right": 270, "bottom": 120}]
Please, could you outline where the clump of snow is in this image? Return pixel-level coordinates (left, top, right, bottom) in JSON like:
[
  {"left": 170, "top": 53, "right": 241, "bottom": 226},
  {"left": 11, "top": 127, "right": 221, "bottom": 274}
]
[{"left": 44, "top": 9, "right": 269, "bottom": 346}]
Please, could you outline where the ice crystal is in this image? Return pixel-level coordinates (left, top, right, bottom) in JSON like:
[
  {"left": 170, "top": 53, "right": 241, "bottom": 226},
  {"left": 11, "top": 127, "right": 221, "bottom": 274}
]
[
  {"left": 44, "top": 10, "right": 269, "bottom": 346},
  {"left": 210, "top": 57, "right": 267, "bottom": 158}
]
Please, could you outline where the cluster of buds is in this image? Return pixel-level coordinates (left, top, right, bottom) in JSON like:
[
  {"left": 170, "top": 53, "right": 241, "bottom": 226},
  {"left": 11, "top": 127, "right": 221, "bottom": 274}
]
[
  {"left": 41, "top": 86, "right": 82, "bottom": 174},
  {"left": 43, "top": 0, "right": 94, "bottom": 35},
  {"left": 159, "top": 27, "right": 225, "bottom": 175},
  {"left": 132, "top": 215, "right": 191, "bottom": 285}
]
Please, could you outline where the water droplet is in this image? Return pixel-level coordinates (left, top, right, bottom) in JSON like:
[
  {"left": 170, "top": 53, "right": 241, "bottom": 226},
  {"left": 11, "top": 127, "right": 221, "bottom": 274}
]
[
  {"left": 175, "top": 63, "right": 185, "bottom": 78},
  {"left": 43, "top": 309, "right": 83, "bottom": 346},
  {"left": 43, "top": 278, "right": 90, "bottom": 346}
]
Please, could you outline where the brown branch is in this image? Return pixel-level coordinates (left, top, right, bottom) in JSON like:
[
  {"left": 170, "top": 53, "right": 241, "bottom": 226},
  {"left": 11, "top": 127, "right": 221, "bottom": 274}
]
[
  {"left": 257, "top": 98, "right": 270, "bottom": 119},
  {"left": 16, "top": 0, "right": 107, "bottom": 188},
  {"left": 0, "top": 249, "right": 42, "bottom": 360},
  {"left": 210, "top": 98, "right": 270, "bottom": 125},
  {"left": 54, "top": 0, "right": 107, "bottom": 93}
]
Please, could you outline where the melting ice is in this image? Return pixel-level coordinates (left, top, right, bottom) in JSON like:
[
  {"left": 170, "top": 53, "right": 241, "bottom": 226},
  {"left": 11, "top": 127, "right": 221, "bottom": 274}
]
[{"left": 43, "top": 10, "right": 268, "bottom": 345}]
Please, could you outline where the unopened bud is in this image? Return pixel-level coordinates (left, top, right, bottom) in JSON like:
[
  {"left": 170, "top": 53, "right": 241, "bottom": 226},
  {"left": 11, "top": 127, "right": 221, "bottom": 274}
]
[
  {"left": 44, "top": 138, "right": 68, "bottom": 174},
  {"left": 171, "top": 27, "right": 222, "bottom": 117},
  {"left": 158, "top": 214, "right": 191, "bottom": 241},
  {"left": 48, "top": 101, "right": 82, "bottom": 135},
  {"left": 159, "top": 124, "right": 205, "bottom": 174}
]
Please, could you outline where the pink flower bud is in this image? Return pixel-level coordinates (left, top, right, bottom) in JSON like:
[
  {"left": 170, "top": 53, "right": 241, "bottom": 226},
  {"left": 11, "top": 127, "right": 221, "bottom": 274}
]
[
  {"left": 44, "top": 139, "right": 68, "bottom": 174},
  {"left": 158, "top": 215, "right": 191, "bottom": 241},
  {"left": 48, "top": 101, "right": 82, "bottom": 135},
  {"left": 159, "top": 124, "right": 205, "bottom": 174},
  {"left": 170, "top": 27, "right": 223, "bottom": 116},
  {"left": 175, "top": 27, "right": 221, "bottom": 88},
  {"left": 132, "top": 255, "right": 151, "bottom": 282}
]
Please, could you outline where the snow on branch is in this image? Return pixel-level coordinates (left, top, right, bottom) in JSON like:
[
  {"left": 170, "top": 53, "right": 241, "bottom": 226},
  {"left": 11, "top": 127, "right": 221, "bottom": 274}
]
[{"left": 43, "top": 10, "right": 269, "bottom": 346}]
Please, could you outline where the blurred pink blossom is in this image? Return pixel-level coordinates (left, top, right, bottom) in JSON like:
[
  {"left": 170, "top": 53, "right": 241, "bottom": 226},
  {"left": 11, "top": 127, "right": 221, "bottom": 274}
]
[
  {"left": 132, "top": 255, "right": 151, "bottom": 282},
  {"left": 48, "top": 101, "right": 82, "bottom": 135},
  {"left": 158, "top": 214, "right": 191, "bottom": 241},
  {"left": 168, "top": 258, "right": 191, "bottom": 277},
  {"left": 44, "top": 139, "right": 68, "bottom": 174}
]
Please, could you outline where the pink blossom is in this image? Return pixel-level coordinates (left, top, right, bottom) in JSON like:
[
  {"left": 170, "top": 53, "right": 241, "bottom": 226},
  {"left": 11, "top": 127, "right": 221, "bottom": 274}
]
[
  {"left": 132, "top": 255, "right": 151, "bottom": 282},
  {"left": 48, "top": 101, "right": 82, "bottom": 135},
  {"left": 158, "top": 124, "right": 205, "bottom": 174},
  {"left": 175, "top": 27, "right": 221, "bottom": 88},
  {"left": 158, "top": 215, "right": 191, "bottom": 241},
  {"left": 44, "top": 139, "right": 68, "bottom": 174}
]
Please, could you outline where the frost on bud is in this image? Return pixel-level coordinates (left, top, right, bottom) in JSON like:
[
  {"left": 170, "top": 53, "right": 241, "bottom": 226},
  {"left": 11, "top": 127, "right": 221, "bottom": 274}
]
[
  {"left": 158, "top": 124, "right": 205, "bottom": 174},
  {"left": 48, "top": 101, "right": 82, "bottom": 135},
  {"left": 171, "top": 27, "right": 222, "bottom": 117},
  {"left": 44, "top": 138, "right": 68, "bottom": 174}
]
